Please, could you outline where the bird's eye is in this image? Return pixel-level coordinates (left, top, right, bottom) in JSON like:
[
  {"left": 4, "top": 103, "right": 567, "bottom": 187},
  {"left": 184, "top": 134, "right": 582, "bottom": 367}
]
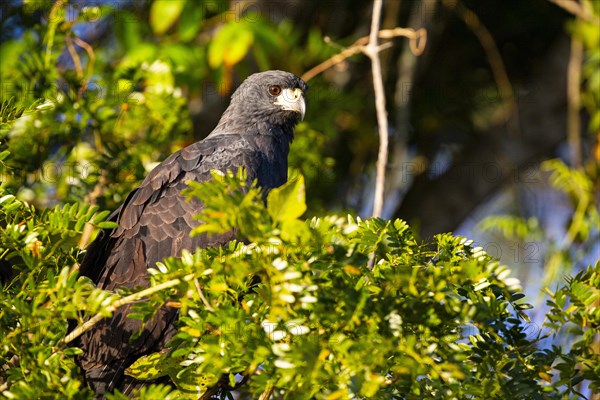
[{"left": 268, "top": 85, "right": 282, "bottom": 96}]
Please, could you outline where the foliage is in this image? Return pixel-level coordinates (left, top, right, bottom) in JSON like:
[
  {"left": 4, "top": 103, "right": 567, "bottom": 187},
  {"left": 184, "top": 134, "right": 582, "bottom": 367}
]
[
  {"left": 478, "top": 3, "right": 599, "bottom": 292},
  {"left": 480, "top": 157, "right": 599, "bottom": 286},
  {"left": 0, "top": 0, "right": 341, "bottom": 214},
  {"left": 4, "top": 168, "right": 594, "bottom": 399},
  {"left": 569, "top": 0, "right": 600, "bottom": 132},
  {"left": 475, "top": 7, "right": 600, "bottom": 397},
  {"left": 0, "top": 1, "right": 598, "bottom": 399},
  {"left": 0, "top": 149, "right": 117, "bottom": 399},
  {"left": 112, "top": 171, "right": 596, "bottom": 399},
  {"left": 544, "top": 264, "right": 600, "bottom": 397}
]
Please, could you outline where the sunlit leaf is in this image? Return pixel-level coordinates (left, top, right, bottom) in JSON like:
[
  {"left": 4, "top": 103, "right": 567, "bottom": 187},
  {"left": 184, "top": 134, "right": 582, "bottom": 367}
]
[
  {"left": 267, "top": 174, "right": 306, "bottom": 222},
  {"left": 150, "top": 0, "right": 187, "bottom": 35},
  {"left": 208, "top": 23, "right": 254, "bottom": 68}
]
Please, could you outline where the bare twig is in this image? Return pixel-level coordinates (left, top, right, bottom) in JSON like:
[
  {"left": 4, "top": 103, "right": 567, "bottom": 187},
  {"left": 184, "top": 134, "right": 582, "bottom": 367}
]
[
  {"left": 65, "top": 35, "right": 84, "bottom": 80},
  {"left": 380, "top": 27, "right": 427, "bottom": 55},
  {"left": 443, "top": 0, "right": 519, "bottom": 136},
  {"left": 194, "top": 277, "right": 215, "bottom": 312},
  {"left": 567, "top": 34, "right": 583, "bottom": 168},
  {"left": 547, "top": 0, "right": 598, "bottom": 23},
  {"left": 259, "top": 382, "right": 275, "bottom": 400},
  {"left": 364, "top": 0, "right": 389, "bottom": 219},
  {"left": 73, "top": 37, "right": 96, "bottom": 96},
  {"left": 301, "top": 45, "right": 362, "bottom": 83},
  {"left": 300, "top": 11, "right": 428, "bottom": 222},
  {"left": 301, "top": 27, "right": 426, "bottom": 82},
  {"left": 63, "top": 273, "right": 195, "bottom": 344},
  {"left": 300, "top": 2, "right": 428, "bottom": 266}
]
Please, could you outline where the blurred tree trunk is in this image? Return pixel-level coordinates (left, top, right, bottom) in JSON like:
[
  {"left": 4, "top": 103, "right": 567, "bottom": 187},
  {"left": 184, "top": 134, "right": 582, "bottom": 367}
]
[
  {"left": 395, "top": 36, "right": 570, "bottom": 239},
  {"left": 383, "top": 0, "right": 440, "bottom": 218}
]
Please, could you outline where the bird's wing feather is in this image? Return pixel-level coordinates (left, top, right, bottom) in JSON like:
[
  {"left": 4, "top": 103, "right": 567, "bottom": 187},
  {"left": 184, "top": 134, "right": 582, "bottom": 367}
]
[
  {"left": 76, "top": 70, "right": 305, "bottom": 396},
  {"left": 78, "top": 136, "right": 251, "bottom": 394}
]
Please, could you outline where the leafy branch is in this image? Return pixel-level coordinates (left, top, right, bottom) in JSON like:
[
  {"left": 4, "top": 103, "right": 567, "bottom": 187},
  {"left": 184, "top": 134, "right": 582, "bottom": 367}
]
[{"left": 63, "top": 273, "right": 197, "bottom": 345}]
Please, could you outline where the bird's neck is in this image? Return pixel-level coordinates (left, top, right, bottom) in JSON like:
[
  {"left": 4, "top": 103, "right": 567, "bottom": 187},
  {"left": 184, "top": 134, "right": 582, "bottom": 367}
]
[{"left": 212, "top": 107, "right": 297, "bottom": 144}]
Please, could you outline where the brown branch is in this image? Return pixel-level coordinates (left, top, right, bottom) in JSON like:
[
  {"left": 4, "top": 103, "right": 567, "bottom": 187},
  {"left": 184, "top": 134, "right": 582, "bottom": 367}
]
[
  {"left": 63, "top": 273, "right": 195, "bottom": 345},
  {"left": 73, "top": 37, "right": 96, "bottom": 96},
  {"left": 301, "top": 46, "right": 362, "bottom": 83},
  {"left": 547, "top": 0, "right": 598, "bottom": 23},
  {"left": 443, "top": 0, "right": 520, "bottom": 136},
  {"left": 65, "top": 35, "right": 83, "bottom": 80},
  {"left": 380, "top": 27, "right": 427, "bottom": 55},
  {"left": 300, "top": 17, "right": 428, "bottom": 222},
  {"left": 301, "top": 27, "right": 427, "bottom": 82},
  {"left": 258, "top": 382, "right": 275, "bottom": 400},
  {"left": 365, "top": 0, "right": 388, "bottom": 219},
  {"left": 194, "top": 277, "right": 215, "bottom": 312},
  {"left": 299, "top": 3, "right": 428, "bottom": 254},
  {"left": 567, "top": 34, "right": 584, "bottom": 168},
  {"left": 299, "top": 21, "right": 428, "bottom": 220}
]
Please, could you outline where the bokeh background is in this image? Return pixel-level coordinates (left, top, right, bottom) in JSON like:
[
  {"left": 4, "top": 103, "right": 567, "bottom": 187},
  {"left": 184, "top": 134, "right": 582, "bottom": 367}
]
[{"left": 1, "top": 0, "right": 598, "bottom": 348}]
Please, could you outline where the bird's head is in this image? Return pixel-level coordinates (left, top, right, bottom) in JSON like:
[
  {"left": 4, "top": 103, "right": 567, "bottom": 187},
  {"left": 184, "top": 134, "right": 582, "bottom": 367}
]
[{"left": 225, "top": 70, "right": 308, "bottom": 131}]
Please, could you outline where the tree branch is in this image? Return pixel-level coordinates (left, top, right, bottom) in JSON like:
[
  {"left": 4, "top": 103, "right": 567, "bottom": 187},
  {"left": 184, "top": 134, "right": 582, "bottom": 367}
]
[
  {"left": 65, "top": 35, "right": 84, "bottom": 80},
  {"left": 300, "top": 7, "right": 428, "bottom": 221},
  {"left": 194, "top": 277, "right": 215, "bottom": 312},
  {"left": 258, "top": 382, "right": 275, "bottom": 400},
  {"left": 547, "top": 0, "right": 598, "bottom": 23},
  {"left": 72, "top": 36, "right": 96, "bottom": 96},
  {"left": 301, "top": 27, "right": 426, "bottom": 82},
  {"left": 567, "top": 33, "right": 583, "bottom": 168},
  {"left": 364, "top": 0, "right": 388, "bottom": 218},
  {"left": 63, "top": 273, "right": 195, "bottom": 345}
]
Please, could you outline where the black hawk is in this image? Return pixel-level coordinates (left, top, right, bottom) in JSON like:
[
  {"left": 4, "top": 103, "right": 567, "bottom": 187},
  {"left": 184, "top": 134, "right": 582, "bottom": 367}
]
[{"left": 77, "top": 70, "right": 308, "bottom": 396}]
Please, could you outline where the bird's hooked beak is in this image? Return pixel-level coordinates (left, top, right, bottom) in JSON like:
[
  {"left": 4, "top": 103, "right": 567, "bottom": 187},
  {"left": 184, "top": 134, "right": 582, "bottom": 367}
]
[{"left": 274, "top": 88, "right": 306, "bottom": 121}]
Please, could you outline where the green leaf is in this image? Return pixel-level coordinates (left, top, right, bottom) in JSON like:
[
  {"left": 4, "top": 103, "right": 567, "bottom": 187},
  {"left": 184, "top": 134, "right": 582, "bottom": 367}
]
[
  {"left": 96, "top": 221, "right": 118, "bottom": 231},
  {"left": 126, "top": 352, "right": 170, "bottom": 380},
  {"left": 91, "top": 210, "right": 112, "bottom": 225},
  {"left": 208, "top": 23, "right": 254, "bottom": 68},
  {"left": 172, "top": 368, "right": 219, "bottom": 396},
  {"left": 115, "top": 10, "right": 142, "bottom": 52},
  {"left": 177, "top": 2, "right": 204, "bottom": 41},
  {"left": 150, "top": 0, "right": 187, "bottom": 35},
  {"left": 267, "top": 174, "right": 306, "bottom": 222}
]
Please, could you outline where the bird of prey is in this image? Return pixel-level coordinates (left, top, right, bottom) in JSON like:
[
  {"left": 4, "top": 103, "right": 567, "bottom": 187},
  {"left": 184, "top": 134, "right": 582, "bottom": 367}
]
[{"left": 76, "top": 70, "right": 308, "bottom": 396}]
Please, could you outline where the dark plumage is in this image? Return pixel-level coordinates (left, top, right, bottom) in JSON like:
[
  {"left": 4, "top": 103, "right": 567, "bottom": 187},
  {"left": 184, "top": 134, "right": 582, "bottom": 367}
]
[{"left": 77, "top": 70, "right": 308, "bottom": 396}]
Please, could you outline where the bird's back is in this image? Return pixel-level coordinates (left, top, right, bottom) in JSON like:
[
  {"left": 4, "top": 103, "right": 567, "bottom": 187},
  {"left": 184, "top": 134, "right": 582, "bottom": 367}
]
[
  {"left": 76, "top": 69, "right": 307, "bottom": 397},
  {"left": 77, "top": 133, "right": 289, "bottom": 395}
]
